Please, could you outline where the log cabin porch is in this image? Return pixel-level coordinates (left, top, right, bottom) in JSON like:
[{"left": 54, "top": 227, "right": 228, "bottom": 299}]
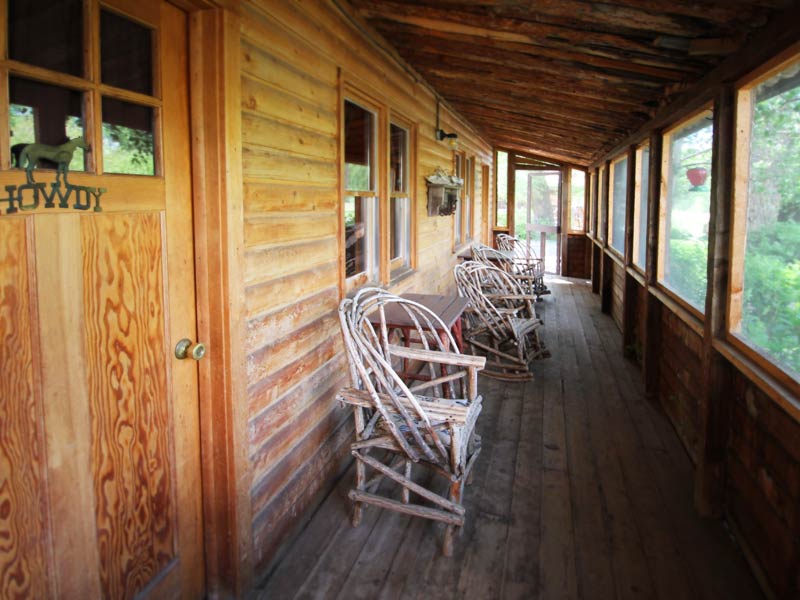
[
  {"left": 1, "top": 0, "right": 799, "bottom": 599},
  {"left": 256, "top": 277, "right": 763, "bottom": 599}
]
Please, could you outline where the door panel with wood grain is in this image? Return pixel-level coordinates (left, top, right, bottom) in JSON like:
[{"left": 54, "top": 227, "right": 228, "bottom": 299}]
[{"left": 0, "top": 2, "right": 204, "bottom": 598}]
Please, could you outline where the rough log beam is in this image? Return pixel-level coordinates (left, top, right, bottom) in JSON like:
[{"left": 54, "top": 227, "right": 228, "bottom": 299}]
[
  {"left": 353, "top": 1, "right": 709, "bottom": 57},
  {"left": 454, "top": 97, "right": 639, "bottom": 132},
  {"left": 392, "top": 39, "right": 693, "bottom": 88},
  {"left": 380, "top": 27, "right": 708, "bottom": 81},
  {"left": 422, "top": 65, "right": 656, "bottom": 103},
  {"left": 429, "top": 76, "right": 649, "bottom": 114},
  {"left": 355, "top": 0, "right": 770, "bottom": 32}
]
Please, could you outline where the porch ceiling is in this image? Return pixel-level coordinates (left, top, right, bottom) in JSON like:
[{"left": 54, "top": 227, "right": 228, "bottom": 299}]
[{"left": 347, "top": 0, "right": 794, "bottom": 166}]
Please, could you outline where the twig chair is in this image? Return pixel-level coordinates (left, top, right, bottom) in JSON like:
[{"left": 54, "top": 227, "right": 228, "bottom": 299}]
[
  {"left": 454, "top": 262, "right": 547, "bottom": 381},
  {"left": 492, "top": 235, "right": 551, "bottom": 299},
  {"left": 337, "top": 287, "right": 486, "bottom": 556}
]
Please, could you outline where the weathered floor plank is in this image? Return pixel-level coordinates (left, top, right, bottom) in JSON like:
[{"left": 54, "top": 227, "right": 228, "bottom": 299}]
[{"left": 253, "top": 278, "right": 763, "bottom": 600}]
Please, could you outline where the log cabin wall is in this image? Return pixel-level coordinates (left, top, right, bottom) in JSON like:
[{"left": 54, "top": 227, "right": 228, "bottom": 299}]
[
  {"left": 236, "top": 0, "right": 492, "bottom": 575},
  {"left": 564, "top": 233, "right": 591, "bottom": 279},
  {"left": 608, "top": 255, "right": 624, "bottom": 333},
  {"left": 656, "top": 307, "right": 704, "bottom": 463},
  {"left": 586, "top": 20, "right": 800, "bottom": 597},
  {"left": 726, "top": 370, "right": 800, "bottom": 597}
]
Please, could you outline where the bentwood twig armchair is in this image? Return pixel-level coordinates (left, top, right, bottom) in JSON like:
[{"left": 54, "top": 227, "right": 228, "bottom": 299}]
[
  {"left": 491, "top": 234, "right": 551, "bottom": 299},
  {"left": 337, "top": 287, "right": 486, "bottom": 556},
  {"left": 455, "top": 262, "right": 547, "bottom": 381}
]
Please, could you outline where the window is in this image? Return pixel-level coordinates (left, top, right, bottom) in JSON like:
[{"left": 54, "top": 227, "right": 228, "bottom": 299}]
[
  {"left": 343, "top": 99, "right": 379, "bottom": 282},
  {"left": 731, "top": 55, "right": 800, "bottom": 382},
  {"left": 5, "top": 1, "right": 158, "bottom": 175},
  {"left": 598, "top": 165, "right": 606, "bottom": 242},
  {"left": 453, "top": 151, "right": 465, "bottom": 247},
  {"left": 609, "top": 155, "right": 628, "bottom": 255},
  {"left": 496, "top": 150, "right": 508, "bottom": 227},
  {"left": 569, "top": 169, "right": 586, "bottom": 232},
  {"left": 588, "top": 170, "right": 597, "bottom": 236},
  {"left": 390, "top": 122, "right": 411, "bottom": 275},
  {"left": 632, "top": 144, "right": 650, "bottom": 270},
  {"left": 658, "top": 108, "right": 713, "bottom": 312},
  {"left": 465, "top": 156, "right": 475, "bottom": 241}
]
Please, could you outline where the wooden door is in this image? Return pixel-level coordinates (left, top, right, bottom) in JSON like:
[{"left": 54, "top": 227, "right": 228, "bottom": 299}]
[{"left": 0, "top": 1, "right": 204, "bottom": 598}]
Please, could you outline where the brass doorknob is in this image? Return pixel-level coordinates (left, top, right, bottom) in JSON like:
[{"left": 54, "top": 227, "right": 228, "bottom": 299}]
[{"left": 175, "top": 338, "right": 206, "bottom": 360}]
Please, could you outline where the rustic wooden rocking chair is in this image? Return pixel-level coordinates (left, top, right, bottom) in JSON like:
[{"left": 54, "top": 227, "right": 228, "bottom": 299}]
[
  {"left": 492, "top": 234, "right": 551, "bottom": 299},
  {"left": 454, "top": 261, "right": 547, "bottom": 381},
  {"left": 337, "top": 288, "right": 486, "bottom": 556}
]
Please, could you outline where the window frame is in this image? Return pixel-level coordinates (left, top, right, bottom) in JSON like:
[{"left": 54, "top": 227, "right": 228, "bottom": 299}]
[
  {"left": 608, "top": 153, "right": 628, "bottom": 257},
  {"left": 0, "top": 0, "right": 164, "bottom": 176},
  {"left": 656, "top": 105, "right": 714, "bottom": 319},
  {"left": 388, "top": 113, "right": 416, "bottom": 280},
  {"left": 588, "top": 169, "right": 597, "bottom": 238},
  {"left": 727, "top": 49, "right": 800, "bottom": 393},
  {"left": 465, "top": 156, "right": 475, "bottom": 242},
  {"left": 568, "top": 168, "right": 587, "bottom": 234},
  {"left": 597, "top": 164, "right": 606, "bottom": 242},
  {"left": 452, "top": 150, "right": 466, "bottom": 250},
  {"left": 341, "top": 90, "right": 384, "bottom": 292},
  {"left": 494, "top": 149, "right": 509, "bottom": 229},
  {"left": 632, "top": 142, "right": 650, "bottom": 273}
]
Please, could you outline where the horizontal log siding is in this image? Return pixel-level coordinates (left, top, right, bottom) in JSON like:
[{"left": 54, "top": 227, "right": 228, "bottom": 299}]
[
  {"left": 239, "top": 0, "right": 492, "bottom": 573},
  {"left": 657, "top": 309, "right": 703, "bottom": 463},
  {"left": 725, "top": 370, "right": 800, "bottom": 598}
]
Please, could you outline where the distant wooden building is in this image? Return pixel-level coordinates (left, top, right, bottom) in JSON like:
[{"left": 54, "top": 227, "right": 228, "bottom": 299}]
[{"left": 0, "top": 0, "right": 798, "bottom": 598}]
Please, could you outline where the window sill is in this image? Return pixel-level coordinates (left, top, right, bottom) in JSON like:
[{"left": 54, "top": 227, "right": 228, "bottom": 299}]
[
  {"left": 625, "top": 266, "right": 646, "bottom": 287},
  {"left": 452, "top": 242, "right": 471, "bottom": 255},
  {"left": 648, "top": 285, "right": 705, "bottom": 337},
  {"left": 713, "top": 337, "right": 800, "bottom": 424},
  {"left": 389, "top": 267, "right": 416, "bottom": 286},
  {"left": 604, "top": 247, "right": 624, "bottom": 267}
]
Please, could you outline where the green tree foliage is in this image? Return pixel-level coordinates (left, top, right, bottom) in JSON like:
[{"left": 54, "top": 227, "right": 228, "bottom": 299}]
[
  {"left": 740, "top": 80, "right": 800, "bottom": 375},
  {"left": 101, "top": 123, "right": 154, "bottom": 175}
]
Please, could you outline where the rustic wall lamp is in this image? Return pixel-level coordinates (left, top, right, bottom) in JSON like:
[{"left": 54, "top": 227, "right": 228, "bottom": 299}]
[{"left": 435, "top": 100, "right": 458, "bottom": 148}]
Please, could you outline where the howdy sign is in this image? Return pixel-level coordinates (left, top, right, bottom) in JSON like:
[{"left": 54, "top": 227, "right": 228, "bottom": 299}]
[
  {"left": 2, "top": 137, "right": 106, "bottom": 215},
  {"left": 0, "top": 181, "right": 105, "bottom": 215}
]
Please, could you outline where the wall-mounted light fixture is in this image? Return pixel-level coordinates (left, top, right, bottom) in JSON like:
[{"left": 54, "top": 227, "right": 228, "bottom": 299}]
[
  {"left": 435, "top": 100, "right": 459, "bottom": 148},
  {"left": 436, "top": 128, "right": 458, "bottom": 144}
]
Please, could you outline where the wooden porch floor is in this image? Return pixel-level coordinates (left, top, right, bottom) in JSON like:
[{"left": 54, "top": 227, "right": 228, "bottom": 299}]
[{"left": 255, "top": 278, "right": 762, "bottom": 600}]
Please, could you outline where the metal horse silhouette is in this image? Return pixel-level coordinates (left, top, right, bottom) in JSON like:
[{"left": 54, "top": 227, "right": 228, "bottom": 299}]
[{"left": 17, "top": 137, "right": 89, "bottom": 184}]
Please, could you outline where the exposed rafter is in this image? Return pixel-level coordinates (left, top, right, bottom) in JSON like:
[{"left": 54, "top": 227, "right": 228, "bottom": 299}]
[{"left": 346, "top": 0, "right": 793, "bottom": 165}]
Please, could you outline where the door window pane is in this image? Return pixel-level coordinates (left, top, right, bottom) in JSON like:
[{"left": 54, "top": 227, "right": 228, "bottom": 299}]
[
  {"left": 737, "top": 63, "right": 800, "bottom": 377},
  {"left": 101, "top": 98, "right": 155, "bottom": 175},
  {"left": 9, "top": 0, "right": 83, "bottom": 76},
  {"left": 517, "top": 169, "right": 560, "bottom": 272},
  {"left": 101, "top": 10, "right": 154, "bottom": 95},
  {"left": 9, "top": 77, "right": 86, "bottom": 173},
  {"left": 610, "top": 157, "right": 628, "bottom": 254},
  {"left": 660, "top": 112, "right": 713, "bottom": 310}
]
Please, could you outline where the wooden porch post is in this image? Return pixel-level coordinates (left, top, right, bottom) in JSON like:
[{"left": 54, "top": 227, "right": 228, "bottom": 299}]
[
  {"left": 643, "top": 131, "right": 663, "bottom": 401},
  {"left": 694, "top": 86, "right": 736, "bottom": 516}
]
